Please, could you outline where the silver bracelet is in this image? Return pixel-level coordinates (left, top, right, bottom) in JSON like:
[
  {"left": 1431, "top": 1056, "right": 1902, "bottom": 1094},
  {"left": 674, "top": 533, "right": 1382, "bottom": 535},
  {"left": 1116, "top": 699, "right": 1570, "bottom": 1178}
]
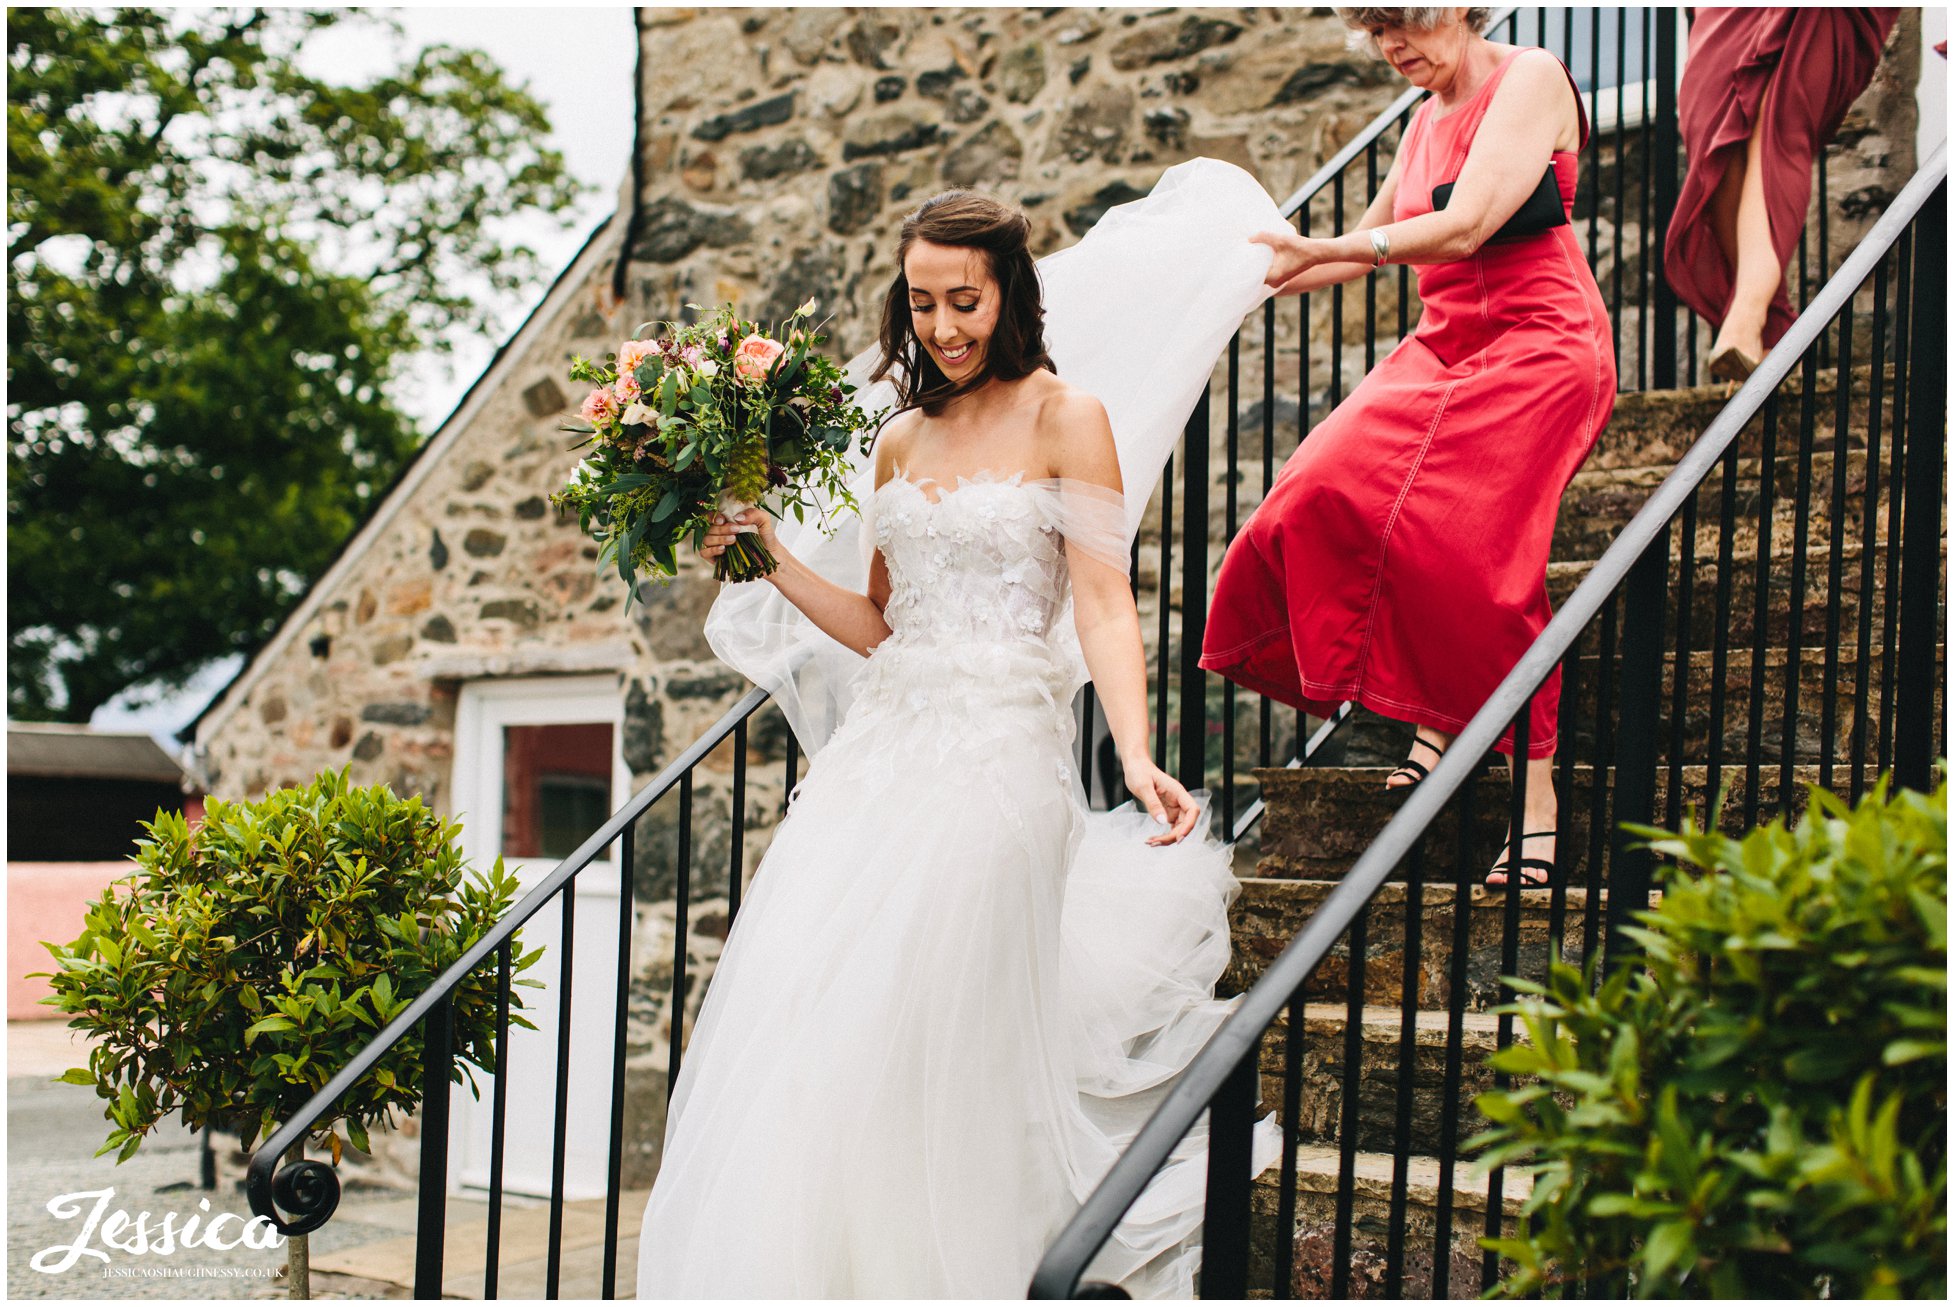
[{"left": 1369, "top": 228, "right": 1391, "bottom": 268}]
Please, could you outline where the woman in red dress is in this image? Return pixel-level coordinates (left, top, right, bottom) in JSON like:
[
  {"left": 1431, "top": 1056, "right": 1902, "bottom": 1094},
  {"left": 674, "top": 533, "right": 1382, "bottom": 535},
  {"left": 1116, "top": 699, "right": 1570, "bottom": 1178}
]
[
  {"left": 1201, "top": 7, "right": 1615, "bottom": 886},
  {"left": 1665, "top": 7, "right": 1901, "bottom": 381}
]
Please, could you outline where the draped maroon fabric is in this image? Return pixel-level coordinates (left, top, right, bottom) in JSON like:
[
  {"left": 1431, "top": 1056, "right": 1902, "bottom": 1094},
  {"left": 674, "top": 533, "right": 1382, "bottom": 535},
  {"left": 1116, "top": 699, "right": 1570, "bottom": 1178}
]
[
  {"left": 1664, "top": 7, "right": 1901, "bottom": 346},
  {"left": 1201, "top": 50, "right": 1615, "bottom": 759}
]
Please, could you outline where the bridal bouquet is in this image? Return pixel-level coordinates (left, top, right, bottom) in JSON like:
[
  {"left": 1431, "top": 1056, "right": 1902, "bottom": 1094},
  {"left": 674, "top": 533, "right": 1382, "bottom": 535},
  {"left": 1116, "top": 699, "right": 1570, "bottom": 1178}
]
[{"left": 551, "top": 300, "right": 882, "bottom": 588}]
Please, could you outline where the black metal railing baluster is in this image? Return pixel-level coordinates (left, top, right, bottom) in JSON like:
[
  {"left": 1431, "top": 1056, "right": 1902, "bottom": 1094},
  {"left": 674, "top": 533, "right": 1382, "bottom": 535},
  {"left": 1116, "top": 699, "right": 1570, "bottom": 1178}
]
[
  {"left": 1331, "top": 173, "right": 1346, "bottom": 409},
  {"left": 414, "top": 996, "right": 455, "bottom": 1300},
  {"left": 1583, "top": 595, "right": 1618, "bottom": 970},
  {"left": 1610, "top": 5, "right": 1627, "bottom": 377},
  {"left": 1430, "top": 774, "right": 1476, "bottom": 1299},
  {"left": 1609, "top": 542, "right": 1667, "bottom": 966},
  {"left": 1180, "top": 409, "right": 1210, "bottom": 792},
  {"left": 1384, "top": 834, "right": 1425, "bottom": 1297},
  {"left": 1782, "top": 349, "right": 1822, "bottom": 815},
  {"left": 1850, "top": 257, "right": 1890, "bottom": 801},
  {"left": 1745, "top": 393, "right": 1780, "bottom": 826},
  {"left": 1198, "top": 1041, "right": 1258, "bottom": 1300},
  {"left": 602, "top": 821, "right": 637, "bottom": 1300},
  {"left": 1364, "top": 143, "right": 1379, "bottom": 374},
  {"left": 1484, "top": 710, "right": 1531, "bottom": 1293},
  {"left": 1272, "top": 994, "right": 1305, "bottom": 1300},
  {"left": 1156, "top": 450, "right": 1175, "bottom": 771},
  {"left": 1651, "top": 9, "right": 1678, "bottom": 390},
  {"left": 1666, "top": 500, "right": 1697, "bottom": 831},
  {"left": 1329, "top": 903, "right": 1368, "bottom": 1301},
  {"left": 1224, "top": 337, "right": 1240, "bottom": 826},
  {"left": 1079, "top": 684, "right": 1097, "bottom": 805},
  {"left": 669, "top": 775, "right": 693, "bottom": 1093},
  {"left": 1707, "top": 444, "right": 1740, "bottom": 813},
  {"left": 547, "top": 887, "right": 575, "bottom": 1299},
  {"left": 1893, "top": 185, "right": 1946, "bottom": 791},
  {"left": 783, "top": 734, "right": 798, "bottom": 815},
  {"left": 729, "top": 721, "right": 747, "bottom": 920},
  {"left": 1877, "top": 229, "right": 1912, "bottom": 772},
  {"left": 1819, "top": 295, "right": 1855, "bottom": 792},
  {"left": 1260, "top": 300, "right": 1276, "bottom": 773},
  {"left": 486, "top": 943, "right": 510, "bottom": 1299}
]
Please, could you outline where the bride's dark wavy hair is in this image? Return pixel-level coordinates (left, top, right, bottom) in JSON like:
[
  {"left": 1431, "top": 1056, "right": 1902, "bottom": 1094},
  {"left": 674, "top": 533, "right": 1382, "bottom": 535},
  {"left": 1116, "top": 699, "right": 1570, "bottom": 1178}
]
[{"left": 871, "top": 190, "right": 1055, "bottom": 418}]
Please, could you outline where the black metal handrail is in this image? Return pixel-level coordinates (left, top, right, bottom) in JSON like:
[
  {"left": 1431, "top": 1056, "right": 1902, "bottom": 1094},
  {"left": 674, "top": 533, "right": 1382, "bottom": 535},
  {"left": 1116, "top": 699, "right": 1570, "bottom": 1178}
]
[
  {"left": 245, "top": 679, "right": 775, "bottom": 1294},
  {"left": 1029, "top": 143, "right": 1947, "bottom": 1299}
]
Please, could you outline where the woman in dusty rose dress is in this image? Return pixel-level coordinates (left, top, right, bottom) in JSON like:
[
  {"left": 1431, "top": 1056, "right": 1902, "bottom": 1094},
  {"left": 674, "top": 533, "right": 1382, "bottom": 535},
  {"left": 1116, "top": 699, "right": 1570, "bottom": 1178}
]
[
  {"left": 1665, "top": 7, "right": 1901, "bottom": 380},
  {"left": 1202, "top": 7, "right": 1615, "bottom": 888}
]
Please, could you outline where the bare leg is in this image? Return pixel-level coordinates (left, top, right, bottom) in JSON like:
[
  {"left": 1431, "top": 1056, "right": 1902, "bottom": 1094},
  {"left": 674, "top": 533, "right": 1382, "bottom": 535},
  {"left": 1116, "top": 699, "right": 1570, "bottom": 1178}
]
[
  {"left": 1708, "top": 75, "right": 1781, "bottom": 371},
  {"left": 1485, "top": 749, "right": 1558, "bottom": 887},
  {"left": 1385, "top": 723, "right": 1454, "bottom": 791}
]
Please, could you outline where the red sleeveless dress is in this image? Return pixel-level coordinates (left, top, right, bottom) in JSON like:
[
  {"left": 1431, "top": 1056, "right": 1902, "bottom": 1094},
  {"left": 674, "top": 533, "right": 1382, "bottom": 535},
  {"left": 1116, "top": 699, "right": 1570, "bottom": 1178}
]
[{"left": 1201, "top": 49, "right": 1614, "bottom": 759}]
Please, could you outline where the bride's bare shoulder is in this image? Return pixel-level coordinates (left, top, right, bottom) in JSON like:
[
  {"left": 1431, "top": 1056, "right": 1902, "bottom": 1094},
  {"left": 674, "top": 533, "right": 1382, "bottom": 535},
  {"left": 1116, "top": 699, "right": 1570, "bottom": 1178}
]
[
  {"left": 872, "top": 408, "right": 923, "bottom": 484},
  {"left": 1031, "top": 377, "right": 1118, "bottom": 487}
]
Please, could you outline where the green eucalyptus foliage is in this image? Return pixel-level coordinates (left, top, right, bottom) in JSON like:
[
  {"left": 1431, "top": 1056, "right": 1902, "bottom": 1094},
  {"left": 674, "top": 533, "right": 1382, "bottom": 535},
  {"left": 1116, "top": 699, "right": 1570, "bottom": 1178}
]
[
  {"left": 8, "top": 7, "right": 583, "bottom": 720},
  {"left": 1472, "top": 775, "right": 1947, "bottom": 1299},
  {"left": 32, "top": 769, "right": 542, "bottom": 1167}
]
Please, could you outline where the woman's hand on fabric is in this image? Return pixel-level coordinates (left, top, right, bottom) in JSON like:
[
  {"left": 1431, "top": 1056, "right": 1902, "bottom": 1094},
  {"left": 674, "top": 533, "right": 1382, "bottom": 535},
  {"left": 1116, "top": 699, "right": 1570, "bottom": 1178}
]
[
  {"left": 699, "top": 507, "right": 778, "bottom": 562},
  {"left": 1251, "top": 230, "right": 1343, "bottom": 288},
  {"left": 1122, "top": 756, "right": 1201, "bottom": 846}
]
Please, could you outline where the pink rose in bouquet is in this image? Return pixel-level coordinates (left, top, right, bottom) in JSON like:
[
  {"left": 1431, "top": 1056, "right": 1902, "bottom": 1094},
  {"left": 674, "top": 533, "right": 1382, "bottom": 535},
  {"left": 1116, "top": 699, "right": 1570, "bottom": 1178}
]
[
  {"left": 579, "top": 387, "right": 619, "bottom": 425},
  {"left": 732, "top": 333, "right": 785, "bottom": 383},
  {"left": 617, "top": 338, "right": 658, "bottom": 375}
]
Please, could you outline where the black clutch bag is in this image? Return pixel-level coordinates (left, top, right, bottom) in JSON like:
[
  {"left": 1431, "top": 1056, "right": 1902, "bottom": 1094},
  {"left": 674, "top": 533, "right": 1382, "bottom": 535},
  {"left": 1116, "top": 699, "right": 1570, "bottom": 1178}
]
[{"left": 1432, "top": 162, "right": 1566, "bottom": 242}]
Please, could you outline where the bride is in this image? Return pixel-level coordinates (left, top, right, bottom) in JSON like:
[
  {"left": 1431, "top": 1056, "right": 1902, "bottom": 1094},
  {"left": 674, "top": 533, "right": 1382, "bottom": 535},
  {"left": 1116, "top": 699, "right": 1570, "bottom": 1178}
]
[{"left": 636, "top": 163, "right": 1283, "bottom": 1299}]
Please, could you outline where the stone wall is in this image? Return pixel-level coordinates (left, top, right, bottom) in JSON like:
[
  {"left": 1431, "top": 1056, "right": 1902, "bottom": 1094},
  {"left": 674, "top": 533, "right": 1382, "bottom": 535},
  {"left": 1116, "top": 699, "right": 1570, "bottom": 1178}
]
[{"left": 195, "top": 5, "right": 1928, "bottom": 1194}]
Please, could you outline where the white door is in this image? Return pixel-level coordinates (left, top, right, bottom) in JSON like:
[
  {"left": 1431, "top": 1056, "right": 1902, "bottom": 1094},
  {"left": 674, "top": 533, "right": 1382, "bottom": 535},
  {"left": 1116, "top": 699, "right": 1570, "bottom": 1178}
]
[{"left": 449, "top": 675, "right": 630, "bottom": 1200}]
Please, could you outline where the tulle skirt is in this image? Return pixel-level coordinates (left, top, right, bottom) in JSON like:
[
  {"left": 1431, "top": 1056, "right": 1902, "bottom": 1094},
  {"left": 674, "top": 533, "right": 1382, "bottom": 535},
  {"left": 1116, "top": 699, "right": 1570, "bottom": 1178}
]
[{"left": 636, "top": 643, "right": 1277, "bottom": 1298}]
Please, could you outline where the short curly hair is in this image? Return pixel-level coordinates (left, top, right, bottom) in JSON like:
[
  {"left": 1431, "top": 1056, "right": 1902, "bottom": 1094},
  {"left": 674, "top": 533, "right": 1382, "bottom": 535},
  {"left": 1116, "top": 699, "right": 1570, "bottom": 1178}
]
[{"left": 1336, "top": 7, "right": 1496, "bottom": 55}]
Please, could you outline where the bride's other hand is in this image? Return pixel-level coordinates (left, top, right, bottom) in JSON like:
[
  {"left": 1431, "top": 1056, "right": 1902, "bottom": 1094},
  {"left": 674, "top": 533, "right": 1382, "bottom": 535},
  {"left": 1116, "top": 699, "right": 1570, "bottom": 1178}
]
[
  {"left": 1122, "top": 755, "right": 1201, "bottom": 846},
  {"left": 698, "top": 507, "right": 778, "bottom": 563},
  {"left": 1250, "top": 229, "right": 1337, "bottom": 288}
]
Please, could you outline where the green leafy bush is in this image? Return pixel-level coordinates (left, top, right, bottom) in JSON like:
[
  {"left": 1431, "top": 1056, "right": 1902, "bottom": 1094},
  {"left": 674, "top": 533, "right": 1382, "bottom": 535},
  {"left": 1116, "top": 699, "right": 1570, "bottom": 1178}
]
[
  {"left": 35, "top": 769, "right": 542, "bottom": 1165},
  {"left": 1472, "top": 775, "right": 1946, "bottom": 1298}
]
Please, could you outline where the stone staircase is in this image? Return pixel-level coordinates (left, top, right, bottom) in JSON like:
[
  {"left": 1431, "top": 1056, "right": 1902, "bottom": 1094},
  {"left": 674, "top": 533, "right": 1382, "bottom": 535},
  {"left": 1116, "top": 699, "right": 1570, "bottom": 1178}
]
[{"left": 1212, "top": 369, "right": 1941, "bottom": 1297}]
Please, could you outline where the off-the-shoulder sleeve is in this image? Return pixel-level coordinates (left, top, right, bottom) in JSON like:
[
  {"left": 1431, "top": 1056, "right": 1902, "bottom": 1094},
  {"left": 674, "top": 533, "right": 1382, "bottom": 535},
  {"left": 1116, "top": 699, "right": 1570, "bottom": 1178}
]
[{"left": 1042, "top": 477, "right": 1130, "bottom": 575}]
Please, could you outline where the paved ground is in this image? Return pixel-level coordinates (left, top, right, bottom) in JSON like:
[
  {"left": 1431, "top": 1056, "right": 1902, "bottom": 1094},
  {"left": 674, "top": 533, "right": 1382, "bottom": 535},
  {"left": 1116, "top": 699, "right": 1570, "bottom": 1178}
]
[{"left": 8, "top": 1021, "right": 642, "bottom": 1300}]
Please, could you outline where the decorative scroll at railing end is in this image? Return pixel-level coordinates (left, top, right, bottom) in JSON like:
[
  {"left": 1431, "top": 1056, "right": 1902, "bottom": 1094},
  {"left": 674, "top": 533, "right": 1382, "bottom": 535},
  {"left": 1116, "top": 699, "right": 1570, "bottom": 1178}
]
[
  {"left": 1074, "top": 1282, "right": 1132, "bottom": 1299},
  {"left": 245, "top": 1152, "right": 341, "bottom": 1238}
]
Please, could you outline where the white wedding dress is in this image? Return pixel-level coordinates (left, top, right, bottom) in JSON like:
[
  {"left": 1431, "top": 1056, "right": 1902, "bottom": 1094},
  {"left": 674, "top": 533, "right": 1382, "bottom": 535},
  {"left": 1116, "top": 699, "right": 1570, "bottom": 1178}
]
[{"left": 636, "top": 159, "right": 1290, "bottom": 1299}]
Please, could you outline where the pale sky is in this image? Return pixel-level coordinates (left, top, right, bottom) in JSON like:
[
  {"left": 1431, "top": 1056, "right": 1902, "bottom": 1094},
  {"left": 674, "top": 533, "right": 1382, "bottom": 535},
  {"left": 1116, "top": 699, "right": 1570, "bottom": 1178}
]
[{"left": 90, "top": 5, "right": 640, "bottom": 736}]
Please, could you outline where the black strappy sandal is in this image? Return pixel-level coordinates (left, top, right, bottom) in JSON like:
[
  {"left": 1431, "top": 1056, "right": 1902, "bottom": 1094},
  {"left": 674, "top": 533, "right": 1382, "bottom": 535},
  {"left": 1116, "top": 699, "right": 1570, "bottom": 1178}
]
[
  {"left": 1384, "top": 734, "right": 1448, "bottom": 793},
  {"left": 1485, "top": 829, "right": 1557, "bottom": 889}
]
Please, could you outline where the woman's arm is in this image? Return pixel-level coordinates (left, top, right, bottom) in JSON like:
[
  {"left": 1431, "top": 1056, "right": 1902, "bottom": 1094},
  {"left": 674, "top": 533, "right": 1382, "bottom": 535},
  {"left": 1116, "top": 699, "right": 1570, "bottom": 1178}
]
[
  {"left": 1262, "top": 155, "right": 1405, "bottom": 297},
  {"left": 1048, "top": 391, "right": 1199, "bottom": 845},
  {"left": 1257, "top": 51, "right": 1575, "bottom": 285},
  {"left": 698, "top": 421, "right": 905, "bottom": 658}
]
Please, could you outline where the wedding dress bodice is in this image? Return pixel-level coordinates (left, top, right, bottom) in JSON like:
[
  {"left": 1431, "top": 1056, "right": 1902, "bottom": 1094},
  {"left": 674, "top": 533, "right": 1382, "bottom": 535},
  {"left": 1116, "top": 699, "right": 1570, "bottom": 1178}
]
[{"left": 874, "top": 472, "right": 1070, "bottom": 651}]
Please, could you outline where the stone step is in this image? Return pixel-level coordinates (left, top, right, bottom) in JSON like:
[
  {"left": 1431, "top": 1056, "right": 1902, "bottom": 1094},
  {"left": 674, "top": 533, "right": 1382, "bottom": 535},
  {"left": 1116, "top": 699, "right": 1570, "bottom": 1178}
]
[
  {"left": 1245, "top": 1141, "right": 1528, "bottom": 1299},
  {"left": 1580, "top": 366, "right": 1886, "bottom": 472},
  {"left": 1545, "top": 539, "right": 1943, "bottom": 653},
  {"left": 1553, "top": 448, "right": 1882, "bottom": 563},
  {"left": 1249, "top": 1003, "right": 1504, "bottom": 1160},
  {"left": 1224, "top": 881, "right": 1626, "bottom": 1017},
  {"left": 1249, "top": 762, "right": 1826, "bottom": 884}
]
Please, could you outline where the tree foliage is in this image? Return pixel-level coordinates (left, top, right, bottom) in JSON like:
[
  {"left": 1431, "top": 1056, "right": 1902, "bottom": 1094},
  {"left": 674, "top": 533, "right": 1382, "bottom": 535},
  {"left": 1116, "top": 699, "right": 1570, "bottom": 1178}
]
[
  {"left": 8, "top": 7, "right": 584, "bottom": 719},
  {"left": 1472, "top": 775, "right": 1947, "bottom": 1299}
]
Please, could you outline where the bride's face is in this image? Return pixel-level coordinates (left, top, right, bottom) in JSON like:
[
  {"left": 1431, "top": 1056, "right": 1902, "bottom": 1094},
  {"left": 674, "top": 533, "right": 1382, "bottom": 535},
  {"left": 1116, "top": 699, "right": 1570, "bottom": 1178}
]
[{"left": 904, "top": 239, "right": 1001, "bottom": 385}]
